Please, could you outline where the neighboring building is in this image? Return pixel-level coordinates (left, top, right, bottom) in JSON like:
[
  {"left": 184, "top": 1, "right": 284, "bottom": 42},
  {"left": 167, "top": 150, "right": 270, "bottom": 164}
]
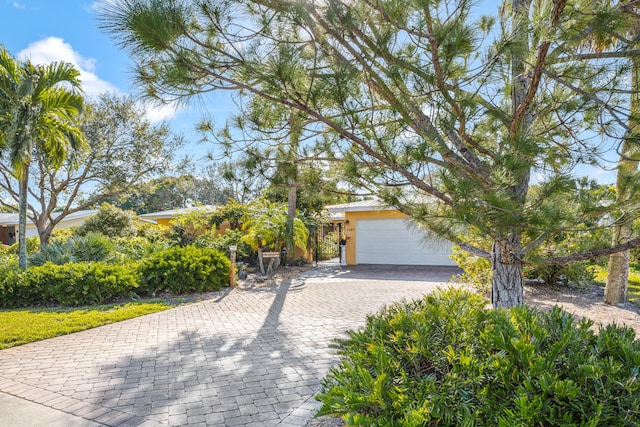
[
  {"left": 0, "top": 210, "right": 98, "bottom": 245},
  {"left": 326, "top": 200, "right": 455, "bottom": 266}
]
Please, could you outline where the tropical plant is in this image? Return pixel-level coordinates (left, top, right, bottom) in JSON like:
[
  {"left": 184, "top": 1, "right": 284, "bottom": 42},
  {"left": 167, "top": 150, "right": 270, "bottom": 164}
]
[
  {"left": 0, "top": 46, "right": 86, "bottom": 267},
  {"left": 242, "top": 199, "right": 309, "bottom": 273}
]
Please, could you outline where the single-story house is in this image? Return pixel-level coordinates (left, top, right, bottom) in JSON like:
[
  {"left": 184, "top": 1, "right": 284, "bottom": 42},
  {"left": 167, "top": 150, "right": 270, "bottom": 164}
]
[
  {"left": 326, "top": 200, "right": 455, "bottom": 266},
  {"left": 0, "top": 210, "right": 98, "bottom": 245}
]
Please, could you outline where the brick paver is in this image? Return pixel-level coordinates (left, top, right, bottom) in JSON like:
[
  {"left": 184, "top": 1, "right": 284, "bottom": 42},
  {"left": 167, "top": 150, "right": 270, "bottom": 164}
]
[{"left": 0, "top": 262, "right": 460, "bottom": 426}]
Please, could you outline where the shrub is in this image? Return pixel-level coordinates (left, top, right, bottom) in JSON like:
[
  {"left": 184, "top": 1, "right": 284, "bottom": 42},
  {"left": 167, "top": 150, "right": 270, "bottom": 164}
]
[
  {"left": 76, "top": 203, "right": 137, "bottom": 238},
  {"left": 0, "top": 262, "right": 139, "bottom": 308},
  {"left": 449, "top": 245, "right": 492, "bottom": 296},
  {"left": 114, "top": 236, "right": 170, "bottom": 260},
  {"left": 138, "top": 246, "right": 230, "bottom": 295},
  {"left": 194, "top": 229, "right": 252, "bottom": 261},
  {"left": 317, "top": 288, "right": 640, "bottom": 426}
]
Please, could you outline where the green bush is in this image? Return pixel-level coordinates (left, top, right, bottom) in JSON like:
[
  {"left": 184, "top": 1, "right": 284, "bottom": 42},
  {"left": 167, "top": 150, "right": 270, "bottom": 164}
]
[
  {"left": 76, "top": 203, "right": 137, "bottom": 238},
  {"left": 449, "top": 244, "right": 492, "bottom": 296},
  {"left": 193, "top": 229, "right": 252, "bottom": 261},
  {"left": 317, "top": 288, "right": 640, "bottom": 426},
  {"left": 138, "top": 246, "right": 230, "bottom": 295},
  {"left": 0, "top": 262, "right": 139, "bottom": 308}
]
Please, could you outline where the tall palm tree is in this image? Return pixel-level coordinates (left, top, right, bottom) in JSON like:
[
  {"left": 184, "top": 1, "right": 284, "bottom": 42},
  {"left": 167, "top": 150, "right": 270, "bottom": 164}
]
[{"left": 0, "top": 46, "right": 86, "bottom": 268}]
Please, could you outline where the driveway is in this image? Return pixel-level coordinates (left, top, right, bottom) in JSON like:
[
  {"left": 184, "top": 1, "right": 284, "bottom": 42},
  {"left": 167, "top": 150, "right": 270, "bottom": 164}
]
[{"left": 0, "top": 262, "right": 462, "bottom": 427}]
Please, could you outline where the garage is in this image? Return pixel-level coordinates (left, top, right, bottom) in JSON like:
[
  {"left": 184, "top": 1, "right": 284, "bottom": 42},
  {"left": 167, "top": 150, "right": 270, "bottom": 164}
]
[{"left": 355, "top": 218, "right": 454, "bottom": 265}]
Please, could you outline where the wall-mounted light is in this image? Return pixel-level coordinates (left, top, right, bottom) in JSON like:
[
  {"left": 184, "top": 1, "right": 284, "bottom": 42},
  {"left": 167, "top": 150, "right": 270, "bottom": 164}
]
[{"left": 345, "top": 219, "right": 350, "bottom": 224}]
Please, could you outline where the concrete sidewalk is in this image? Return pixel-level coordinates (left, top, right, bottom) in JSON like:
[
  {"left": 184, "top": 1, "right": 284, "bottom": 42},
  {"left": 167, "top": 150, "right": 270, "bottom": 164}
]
[{"left": 0, "top": 263, "right": 458, "bottom": 426}]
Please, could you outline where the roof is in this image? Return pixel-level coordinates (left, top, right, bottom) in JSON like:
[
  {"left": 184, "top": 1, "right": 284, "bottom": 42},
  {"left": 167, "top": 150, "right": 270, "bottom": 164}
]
[
  {"left": 138, "top": 205, "right": 217, "bottom": 220},
  {"left": 0, "top": 210, "right": 98, "bottom": 226},
  {"left": 325, "top": 200, "right": 394, "bottom": 213}
]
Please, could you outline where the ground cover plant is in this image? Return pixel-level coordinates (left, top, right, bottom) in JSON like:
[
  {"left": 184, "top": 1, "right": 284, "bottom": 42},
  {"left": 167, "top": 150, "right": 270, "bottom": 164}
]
[
  {"left": 0, "top": 302, "right": 171, "bottom": 349},
  {"left": 317, "top": 288, "right": 640, "bottom": 426}
]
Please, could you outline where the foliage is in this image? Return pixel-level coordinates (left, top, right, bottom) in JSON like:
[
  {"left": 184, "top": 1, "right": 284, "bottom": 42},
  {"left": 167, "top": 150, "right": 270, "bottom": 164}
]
[
  {"left": 0, "top": 302, "right": 171, "bottom": 349},
  {"left": 7, "top": 237, "right": 40, "bottom": 256},
  {"left": 0, "top": 46, "right": 86, "bottom": 267},
  {"left": 0, "top": 93, "right": 182, "bottom": 246},
  {"left": 209, "top": 200, "right": 247, "bottom": 230},
  {"left": 168, "top": 207, "right": 216, "bottom": 246},
  {"left": 450, "top": 245, "right": 492, "bottom": 296},
  {"left": 591, "top": 264, "right": 640, "bottom": 306},
  {"left": 29, "top": 233, "right": 116, "bottom": 266},
  {"left": 0, "top": 262, "right": 140, "bottom": 308},
  {"left": 113, "top": 236, "right": 170, "bottom": 260},
  {"left": 318, "top": 230, "right": 340, "bottom": 261},
  {"left": 76, "top": 203, "right": 137, "bottom": 238},
  {"left": 119, "top": 175, "right": 230, "bottom": 214},
  {"left": 138, "top": 246, "right": 230, "bottom": 295},
  {"left": 242, "top": 198, "right": 309, "bottom": 252},
  {"left": 193, "top": 229, "right": 252, "bottom": 261},
  {"left": 317, "top": 288, "right": 640, "bottom": 426},
  {"left": 100, "top": 0, "right": 640, "bottom": 307}
]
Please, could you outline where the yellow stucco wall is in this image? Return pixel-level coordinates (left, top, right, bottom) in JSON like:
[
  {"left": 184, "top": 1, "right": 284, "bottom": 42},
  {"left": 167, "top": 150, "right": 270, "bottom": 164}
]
[{"left": 343, "top": 209, "right": 407, "bottom": 265}]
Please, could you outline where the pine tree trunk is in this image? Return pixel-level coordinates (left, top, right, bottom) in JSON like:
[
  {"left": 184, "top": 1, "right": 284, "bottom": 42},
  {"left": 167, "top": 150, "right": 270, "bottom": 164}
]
[
  {"left": 18, "top": 167, "right": 29, "bottom": 269},
  {"left": 605, "top": 55, "right": 640, "bottom": 305},
  {"left": 286, "top": 184, "right": 297, "bottom": 265},
  {"left": 491, "top": 238, "right": 524, "bottom": 308}
]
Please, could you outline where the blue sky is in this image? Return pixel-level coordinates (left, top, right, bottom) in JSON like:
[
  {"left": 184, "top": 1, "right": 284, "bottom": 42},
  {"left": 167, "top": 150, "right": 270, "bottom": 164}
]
[
  {"left": 0, "top": 0, "right": 618, "bottom": 184},
  {"left": 0, "top": 0, "right": 232, "bottom": 162}
]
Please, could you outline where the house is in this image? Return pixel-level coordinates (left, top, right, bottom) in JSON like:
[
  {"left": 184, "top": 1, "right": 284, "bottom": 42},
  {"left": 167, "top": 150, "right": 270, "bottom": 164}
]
[
  {"left": 326, "top": 200, "right": 455, "bottom": 266},
  {"left": 0, "top": 210, "right": 98, "bottom": 245}
]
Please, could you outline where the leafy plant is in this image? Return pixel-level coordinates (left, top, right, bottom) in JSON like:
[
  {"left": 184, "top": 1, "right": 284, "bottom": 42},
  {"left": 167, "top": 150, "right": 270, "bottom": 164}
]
[
  {"left": 76, "top": 203, "right": 138, "bottom": 238},
  {"left": 0, "top": 262, "right": 140, "bottom": 307},
  {"left": 193, "top": 229, "right": 252, "bottom": 261},
  {"left": 138, "top": 246, "right": 230, "bottom": 295},
  {"left": 29, "top": 233, "right": 116, "bottom": 266},
  {"left": 318, "top": 288, "right": 640, "bottom": 426}
]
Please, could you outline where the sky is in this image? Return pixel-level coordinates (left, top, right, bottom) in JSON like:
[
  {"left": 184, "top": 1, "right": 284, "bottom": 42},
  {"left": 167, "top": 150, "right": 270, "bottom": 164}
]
[{"left": 0, "top": 0, "right": 233, "bottom": 162}]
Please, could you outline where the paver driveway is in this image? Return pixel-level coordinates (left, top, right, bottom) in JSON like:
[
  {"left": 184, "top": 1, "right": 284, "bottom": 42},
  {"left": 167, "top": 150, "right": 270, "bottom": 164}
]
[{"left": 0, "top": 262, "right": 461, "bottom": 427}]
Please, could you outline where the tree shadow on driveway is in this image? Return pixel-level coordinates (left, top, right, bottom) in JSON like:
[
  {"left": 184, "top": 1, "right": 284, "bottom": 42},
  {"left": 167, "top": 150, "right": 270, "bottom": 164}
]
[{"left": 86, "top": 279, "right": 352, "bottom": 426}]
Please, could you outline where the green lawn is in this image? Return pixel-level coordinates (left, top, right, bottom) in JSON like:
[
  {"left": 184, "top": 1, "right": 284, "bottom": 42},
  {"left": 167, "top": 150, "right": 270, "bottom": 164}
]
[
  {"left": 0, "top": 302, "right": 172, "bottom": 349},
  {"left": 590, "top": 265, "right": 640, "bottom": 305}
]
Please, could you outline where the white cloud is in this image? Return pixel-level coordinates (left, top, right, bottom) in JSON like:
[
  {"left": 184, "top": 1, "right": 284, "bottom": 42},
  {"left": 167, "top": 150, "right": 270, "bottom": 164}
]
[
  {"left": 16, "top": 36, "right": 180, "bottom": 122},
  {"left": 17, "top": 37, "right": 118, "bottom": 97},
  {"left": 142, "top": 101, "right": 182, "bottom": 123},
  {"left": 12, "top": 1, "right": 26, "bottom": 9}
]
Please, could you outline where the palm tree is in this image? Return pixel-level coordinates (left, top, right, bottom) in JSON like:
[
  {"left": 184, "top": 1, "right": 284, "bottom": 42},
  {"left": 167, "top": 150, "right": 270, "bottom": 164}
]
[
  {"left": 0, "top": 46, "right": 86, "bottom": 268},
  {"left": 242, "top": 198, "right": 309, "bottom": 274}
]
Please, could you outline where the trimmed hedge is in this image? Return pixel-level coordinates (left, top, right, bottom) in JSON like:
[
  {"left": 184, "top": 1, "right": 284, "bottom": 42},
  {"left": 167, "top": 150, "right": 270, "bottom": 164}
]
[
  {"left": 0, "top": 262, "right": 139, "bottom": 308},
  {"left": 317, "top": 288, "right": 640, "bottom": 426},
  {"left": 138, "top": 246, "right": 230, "bottom": 295}
]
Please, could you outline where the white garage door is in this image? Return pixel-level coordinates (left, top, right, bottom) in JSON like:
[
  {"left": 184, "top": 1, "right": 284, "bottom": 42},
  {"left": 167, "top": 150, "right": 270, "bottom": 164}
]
[{"left": 355, "top": 218, "right": 454, "bottom": 265}]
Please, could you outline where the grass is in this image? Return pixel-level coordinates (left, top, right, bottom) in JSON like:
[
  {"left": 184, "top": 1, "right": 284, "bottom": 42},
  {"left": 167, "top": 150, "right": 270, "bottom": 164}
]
[
  {"left": 590, "top": 265, "right": 640, "bottom": 305},
  {"left": 0, "top": 302, "right": 172, "bottom": 350}
]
